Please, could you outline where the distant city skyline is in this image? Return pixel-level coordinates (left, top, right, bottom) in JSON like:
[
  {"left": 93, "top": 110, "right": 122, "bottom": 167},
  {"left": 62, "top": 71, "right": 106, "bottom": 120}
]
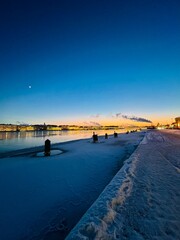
[
  {"left": 0, "top": 113, "right": 177, "bottom": 127},
  {"left": 1, "top": 0, "right": 180, "bottom": 126}
]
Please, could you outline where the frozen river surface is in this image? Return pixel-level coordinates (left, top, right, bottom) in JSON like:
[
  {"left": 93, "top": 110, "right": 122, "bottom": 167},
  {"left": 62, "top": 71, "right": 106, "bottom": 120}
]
[
  {"left": 0, "top": 131, "right": 144, "bottom": 240},
  {"left": 0, "top": 129, "right": 127, "bottom": 153}
]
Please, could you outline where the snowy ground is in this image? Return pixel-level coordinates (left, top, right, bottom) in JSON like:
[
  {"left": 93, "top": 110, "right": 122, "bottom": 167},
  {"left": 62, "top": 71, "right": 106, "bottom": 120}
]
[
  {"left": 0, "top": 131, "right": 145, "bottom": 240},
  {"left": 67, "top": 130, "right": 180, "bottom": 240}
]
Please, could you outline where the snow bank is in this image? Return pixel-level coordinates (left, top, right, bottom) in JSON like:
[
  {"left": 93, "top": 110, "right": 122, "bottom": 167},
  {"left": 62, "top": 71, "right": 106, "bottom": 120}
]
[
  {"left": 66, "top": 130, "right": 180, "bottom": 240},
  {"left": 66, "top": 142, "right": 140, "bottom": 240}
]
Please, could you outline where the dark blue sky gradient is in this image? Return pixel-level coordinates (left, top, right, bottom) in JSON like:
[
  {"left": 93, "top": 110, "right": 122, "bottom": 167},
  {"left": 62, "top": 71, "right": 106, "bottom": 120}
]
[{"left": 1, "top": 0, "right": 180, "bottom": 124}]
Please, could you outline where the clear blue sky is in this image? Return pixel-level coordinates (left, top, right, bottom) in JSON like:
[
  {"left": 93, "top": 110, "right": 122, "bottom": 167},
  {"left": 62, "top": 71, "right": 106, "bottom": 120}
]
[{"left": 0, "top": 0, "right": 180, "bottom": 125}]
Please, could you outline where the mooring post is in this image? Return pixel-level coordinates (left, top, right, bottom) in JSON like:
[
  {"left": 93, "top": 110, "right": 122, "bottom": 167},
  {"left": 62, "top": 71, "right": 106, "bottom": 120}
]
[
  {"left": 114, "top": 131, "right": 118, "bottom": 138},
  {"left": 44, "top": 139, "right": 51, "bottom": 156},
  {"left": 92, "top": 132, "right": 98, "bottom": 143}
]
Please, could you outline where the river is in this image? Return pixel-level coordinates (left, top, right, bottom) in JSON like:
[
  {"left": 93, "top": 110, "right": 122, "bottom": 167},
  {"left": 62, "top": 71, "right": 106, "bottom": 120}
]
[{"left": 0, "top": 129, "right": 128, "bottom": 153}]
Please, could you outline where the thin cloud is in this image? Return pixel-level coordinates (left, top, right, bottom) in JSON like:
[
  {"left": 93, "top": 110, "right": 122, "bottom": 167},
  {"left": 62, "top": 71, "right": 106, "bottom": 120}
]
[
  {"left": 16, "top": 121, "right": 29, "bottom": 125},
  {"left": 121, "top": 115, "right": 152, "bottom": 123},
  {"left": 90, "top": 121, "right": 101, "bottom": 126},
  {"left": 83, "top": 121, "right": 101, "bottom": 126},
  {"left": 115, "top": 113, "right": 121, "bottom": 118},
  {"left": 90, "top": 114, "right": 100, "bottom": 118},
  {"left": 111, "top": 113, "right": 121, "bottom": 118},
  {"left": 83, "top": 122, "right": 90, "bottom": 126}
]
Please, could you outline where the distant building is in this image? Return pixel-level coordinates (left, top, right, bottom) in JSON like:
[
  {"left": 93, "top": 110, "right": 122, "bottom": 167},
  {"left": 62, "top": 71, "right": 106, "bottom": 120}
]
[
  {"left": 46, "top": 125, "right": 62, "bottom": 131},
  {"left": 17, "top": 125, "right": 35, "bottom": 131},
  {"left": 147, "top": 126, "right": 156, "bottom": 129},
  {"left": 175, "top": 117, "right": 180, "bottom": 128},
  {"left": 0, "top": 124, "right": 17, "bottom": 132}
]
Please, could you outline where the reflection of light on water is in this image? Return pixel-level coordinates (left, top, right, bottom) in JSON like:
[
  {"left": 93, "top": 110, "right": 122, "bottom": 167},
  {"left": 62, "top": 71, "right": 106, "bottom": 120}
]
[{"left": 0, "top": 129, "right": 132, "bottom": 153}]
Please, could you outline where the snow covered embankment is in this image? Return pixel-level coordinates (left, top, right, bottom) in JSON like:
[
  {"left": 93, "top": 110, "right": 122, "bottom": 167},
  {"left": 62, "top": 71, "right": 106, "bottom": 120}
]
[{"left": 66, "top": 130, "right": 180, "bottom": 240}]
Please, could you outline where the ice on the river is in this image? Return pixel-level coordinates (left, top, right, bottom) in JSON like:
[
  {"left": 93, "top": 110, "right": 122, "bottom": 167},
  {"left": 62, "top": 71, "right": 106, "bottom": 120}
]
[
  {"left": 67, "top": 130, "right": 180, "bottom": 240},
  {"left": 0, "top": 131, "right": 145, "bottom": 240}
]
